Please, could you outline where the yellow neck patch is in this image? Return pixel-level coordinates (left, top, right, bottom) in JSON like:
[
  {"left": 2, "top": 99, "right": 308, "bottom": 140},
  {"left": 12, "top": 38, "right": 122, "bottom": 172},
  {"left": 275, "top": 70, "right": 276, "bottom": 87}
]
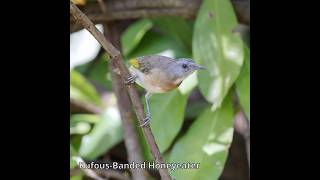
[{"left": 129, "top": 58, "right": 139, "bottom": 68}]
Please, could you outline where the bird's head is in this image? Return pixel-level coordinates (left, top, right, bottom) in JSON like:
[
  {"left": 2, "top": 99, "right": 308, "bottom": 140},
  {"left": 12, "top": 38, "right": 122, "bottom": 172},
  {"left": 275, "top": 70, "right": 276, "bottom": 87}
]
[{"left": 168, "top": 58, "right": 206, "bottom": 84}]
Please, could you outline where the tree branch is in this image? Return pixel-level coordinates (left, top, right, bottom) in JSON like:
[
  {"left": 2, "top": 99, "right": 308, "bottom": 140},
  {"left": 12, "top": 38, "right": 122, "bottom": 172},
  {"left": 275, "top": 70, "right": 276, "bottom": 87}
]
[
  {"left": 70, "top": 98, "right": 102, "bottom": 114},
  {"left": 97, "top": 0, "right": 107, "bottom": 14},
  {"left": 70, "top": 2, "right": 172, "bottom": 179},
  {"left": 105, "top": 21, "right": 148, "bottom": 180},
  {"left": 70, "top": 0, "right": 249, "bottom": 32}
]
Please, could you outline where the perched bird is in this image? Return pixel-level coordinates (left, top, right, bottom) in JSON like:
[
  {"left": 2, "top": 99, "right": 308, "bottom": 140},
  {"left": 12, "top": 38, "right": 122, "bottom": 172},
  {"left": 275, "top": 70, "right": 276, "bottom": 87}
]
[{"left": 126, "top": 55, "right": 206, "bottom": 127}]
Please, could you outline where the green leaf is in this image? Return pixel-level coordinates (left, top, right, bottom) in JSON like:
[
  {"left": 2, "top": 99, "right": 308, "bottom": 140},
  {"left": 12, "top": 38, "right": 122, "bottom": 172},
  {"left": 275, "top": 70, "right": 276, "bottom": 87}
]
[
  {"left": 178, "top": 71, "right": 198, "bottom": 95},
  {"left": 71, "top": 114, "right": 100, "bottom": 125},
  {"left": 137, "top": 90, "right": 188, "bottom": 160},
  {"left": 70, "top": 157, "right": 77, "bottom": 169},
  {"left": 71, "top": 135, "right": 83, "bottom": 154},
  {"left": 70, "top": 70, "right": 101, "bottom": 106},
  {"left": 128, "top": 31, "right": 191, "bottom": 60},
  {"left": 71, "top": 144, "right": 77, "bottom": 156},
  {"left": 75, "top": 54, "right": 113, "bottom": 91},
  {"left": 236, "top": 45, "right": 250, "bottom": 119},
  {"left": 71, "top": 174, "right": 84, "bottom": 180},
  {"left": 79, "top": 106, "right": 123, "bottom": 159},
  {"left": 70, "top": 145, "right": 78, "bottom": 169},
  {"left": 70, "top": 122, "right": 91, "bottom": 135},
  {"left": 121, "top": 19, "right": 153, "bottom": 57},
  {"left": 138, "top": 91, "right": 190, "bottom": 161},
  {"left": 149, "top": 90, "right": 188, "bottom": 153},
  {"left": 193, "top": 0, "right": 244, "bottom": 109},
  {"left": 87, "top": 54, "right": 113, "bottom": 91},
  {"left": 136, "top": 127, "right": 152, "bottom": 161},
  {"left": 185, "top": 101, "right": 211, "bottom": 119},
  {"left": 169, "top": 95, "right": 234, "bottom": 180},
  {"left": 151, "top": 16, "right": 193, "bottom": 51}
]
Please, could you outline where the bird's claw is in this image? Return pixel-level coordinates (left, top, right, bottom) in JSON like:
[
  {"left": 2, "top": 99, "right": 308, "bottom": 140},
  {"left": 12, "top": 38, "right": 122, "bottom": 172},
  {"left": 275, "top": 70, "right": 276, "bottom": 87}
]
[
  {"left": 125, "top": 75, "right": 137, "bottom": 85},
  {"left": 139, "top": 114, "right": 151, "bottom": 127}
]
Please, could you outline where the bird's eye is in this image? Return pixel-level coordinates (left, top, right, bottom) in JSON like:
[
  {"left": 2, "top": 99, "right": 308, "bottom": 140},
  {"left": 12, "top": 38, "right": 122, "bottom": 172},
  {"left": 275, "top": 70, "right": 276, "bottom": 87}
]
[{"left": 182, "top": 64, "right": 188, "bottom": 69}]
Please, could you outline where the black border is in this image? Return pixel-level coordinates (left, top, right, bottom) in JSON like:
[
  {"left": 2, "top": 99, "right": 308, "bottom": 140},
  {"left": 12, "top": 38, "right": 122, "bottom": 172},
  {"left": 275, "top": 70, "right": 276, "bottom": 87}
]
[{"left": 1, "top": 1, "right": 70, "bottom": 178}]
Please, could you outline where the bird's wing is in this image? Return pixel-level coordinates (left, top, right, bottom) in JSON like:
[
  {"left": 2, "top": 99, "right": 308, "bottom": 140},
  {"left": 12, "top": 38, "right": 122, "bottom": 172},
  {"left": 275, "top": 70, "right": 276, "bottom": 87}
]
[{"left": 129, "top": 55, "right": 175, "bottom": 74}]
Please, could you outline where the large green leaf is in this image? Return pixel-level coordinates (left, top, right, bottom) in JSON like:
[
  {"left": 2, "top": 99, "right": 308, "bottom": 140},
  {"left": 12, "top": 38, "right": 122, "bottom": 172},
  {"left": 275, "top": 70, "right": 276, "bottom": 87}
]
[
  {"left": 236, "top": 45, "right": 250, "bottom": 119},
  {"left": 193, "top": 0, "right": 244, "bottom": 109},
  {"left": 121, "top": 19, "right": 153, "bottom": 57},
  {"left": 138, "top": 90, "right": 188, "bottom": 161},
  {"left": 70, "top": 70, "right": 101, "bottom": 106},
  {"left": 169, "top": 95, "right": 234, "bottom": 180},
  {"left": 149, "top": 90, "right": 188, "bottom": 153},
  {"left": 151, "top": 16, "right": 192, "bottom": 51},
  {"left": 79, "top": 106, "right": 123, "bottom": 159}
]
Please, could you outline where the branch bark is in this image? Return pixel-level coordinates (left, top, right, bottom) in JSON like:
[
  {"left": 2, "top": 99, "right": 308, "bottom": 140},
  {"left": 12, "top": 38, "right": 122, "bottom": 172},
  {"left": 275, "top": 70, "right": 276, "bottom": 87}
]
[
  {"left": 70, "top": 98, "right": 102, "bottom": 114},
  {"left": 70, "top": 2, "right": 172, "bottom": 179},
  {"left": 74, "top": 156, "right": 105, "bottom": 180},
  {"left": 70, "top": 0, "right": 249, "bottom": 32},
  {"left": 98, "top": 4, "right": 147, "bottom": 179},
  {"left": 234, "top": 111, "right": 250, "bottom": 170},
  {"left": 105, "top": 20, "right": 148, "bottom": 180}
]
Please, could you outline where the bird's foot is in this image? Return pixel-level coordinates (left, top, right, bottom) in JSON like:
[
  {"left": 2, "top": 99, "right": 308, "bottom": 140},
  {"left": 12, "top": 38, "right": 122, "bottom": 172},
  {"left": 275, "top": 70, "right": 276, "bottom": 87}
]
[
  {"left": 125, "top": 75, "right": 138, "bottom": 85},
  {"left": 139, "top": 114, "right": 151, "bottom": 127}
]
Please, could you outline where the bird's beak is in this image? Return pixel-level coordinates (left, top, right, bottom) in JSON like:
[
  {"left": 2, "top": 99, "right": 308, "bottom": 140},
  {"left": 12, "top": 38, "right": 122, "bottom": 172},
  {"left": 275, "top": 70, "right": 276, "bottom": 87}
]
[{"left": 194, "top": 64, "right": 207, "bottom": 70}]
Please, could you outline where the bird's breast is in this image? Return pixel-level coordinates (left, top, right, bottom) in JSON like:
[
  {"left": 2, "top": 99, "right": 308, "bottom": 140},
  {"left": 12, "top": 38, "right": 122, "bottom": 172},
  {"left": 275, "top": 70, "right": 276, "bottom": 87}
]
[{"left": 142, "top": 68, "right": 179, "bottom": 93}]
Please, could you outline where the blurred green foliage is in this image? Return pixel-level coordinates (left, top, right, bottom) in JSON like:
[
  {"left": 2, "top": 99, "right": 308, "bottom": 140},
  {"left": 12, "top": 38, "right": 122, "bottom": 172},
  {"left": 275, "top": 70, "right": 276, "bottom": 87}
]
[
  {"left": 151, "top": 16, "right": 193, "bottom": 52},
  {"left": 79, "top": 105, "right": 123, "bottom": 159},
  {"left": 121, "top": 19, "right": 153, "bottom": 56},
  {"left": 236, "top": 45, "right": 250, "bottom": 120},
  {"left": 70, "top": 70, "right": 102, "bottom": 106},
  {"left": 70, "top": 0, "right": 250, "bottom": 179}
]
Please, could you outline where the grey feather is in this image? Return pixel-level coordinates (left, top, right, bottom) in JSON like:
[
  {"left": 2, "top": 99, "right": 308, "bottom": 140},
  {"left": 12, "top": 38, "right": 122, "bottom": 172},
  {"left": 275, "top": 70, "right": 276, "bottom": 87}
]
[{"left": 137, "top": 55, "right": 175, "bottom": 74}]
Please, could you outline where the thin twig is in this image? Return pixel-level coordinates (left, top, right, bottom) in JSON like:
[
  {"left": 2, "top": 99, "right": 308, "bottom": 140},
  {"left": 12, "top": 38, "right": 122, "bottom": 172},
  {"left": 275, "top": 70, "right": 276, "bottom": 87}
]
[
  {"left": 95, "top": 169, "right": 130, "bottom": 180},
  {"left": 70, "top": 2, "right": 172, "bottom": 179},
  {"left": 97, "top": 0, "right": 107, "bottom": 14},
  {"left": 70, "top": 98, "right": 102, "bottom": 114},
  {"left": 71, "top": 168, "right": 129, "bottom": 180},
  {"left": 74, "top": 156, "right": 105, "bottom": 180},
  {"left": 234, "top": 111, "right": 250, "bottom": 170}
]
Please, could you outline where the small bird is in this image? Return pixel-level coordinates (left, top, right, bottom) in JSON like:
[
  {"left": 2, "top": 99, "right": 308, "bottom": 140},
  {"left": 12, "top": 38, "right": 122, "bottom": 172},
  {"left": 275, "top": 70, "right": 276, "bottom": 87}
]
[{"left": 126, "top": 55, "right": 206, "bottom": 127}]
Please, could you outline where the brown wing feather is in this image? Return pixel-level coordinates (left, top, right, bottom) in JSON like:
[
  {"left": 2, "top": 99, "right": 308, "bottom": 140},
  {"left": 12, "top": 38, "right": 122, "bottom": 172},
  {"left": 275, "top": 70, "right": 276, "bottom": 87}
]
[{"left": 137, "top": 55, "right": 175, "bottom": 74}]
